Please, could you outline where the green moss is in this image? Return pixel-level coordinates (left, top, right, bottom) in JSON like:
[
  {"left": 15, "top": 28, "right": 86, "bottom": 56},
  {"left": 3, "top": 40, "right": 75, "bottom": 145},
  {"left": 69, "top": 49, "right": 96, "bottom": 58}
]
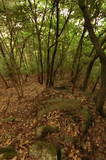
[
  {"left": 36, "top": 125, "right": 59, "bottom": 139},
  {"left": 0, "top": 146, "right": 17, "bottom": 159},
  {"left": 42, "top": 125, "right": 59, "bottom": 135},
  {"left": 36, "top": 141, "right": 56, "bottom": 155},
  {"left": 39, "top": 97, "right": 92, "bottom": 134},
  {"left": 39, "top": 98, "right": 82, "bottom": 116},
  {"left": 81, "top": 108, "right": 90, "bottom": 120},
  {"left": 81, "top": 108, "right": 92, "bottom": 134},
  {"left": 29, "top": 141, "right": 57, "bottom": 158}
]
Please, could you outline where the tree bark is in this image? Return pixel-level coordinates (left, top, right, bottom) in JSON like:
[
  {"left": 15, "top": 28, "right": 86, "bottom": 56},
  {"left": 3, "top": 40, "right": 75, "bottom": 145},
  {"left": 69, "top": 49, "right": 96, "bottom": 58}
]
[
  {"left": 71, "top": 26, "right": 86, "bottom": 93},
  {"left": 48, "top": 0, "right": 60, "bottom": 87},
  {"left": 28, "top": 0, "right": 44, "bottom": 84},
  {"left": 0, "top": 74, "right": 9, "bottom": 88},
  {"left": 92, "top": 75, "right": 100, "bottom": 94},
  {"left": 78, "top": 0, "right": 106, "bottom": 116},
  {"left": 82, "top": 54, "right": 98, "bottom": 91}
]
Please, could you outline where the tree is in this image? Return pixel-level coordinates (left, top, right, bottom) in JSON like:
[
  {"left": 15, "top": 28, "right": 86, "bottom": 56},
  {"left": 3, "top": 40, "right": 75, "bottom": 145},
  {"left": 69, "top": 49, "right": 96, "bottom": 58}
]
[{"left": 78, "top": 0, "right": 106, "bottom": 116}]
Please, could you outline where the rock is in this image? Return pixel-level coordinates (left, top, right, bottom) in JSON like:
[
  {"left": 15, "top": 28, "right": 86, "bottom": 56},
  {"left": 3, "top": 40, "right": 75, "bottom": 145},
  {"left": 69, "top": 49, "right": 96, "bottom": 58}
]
[
  {"left": 38, "top": 98, "right": 92, "bottom": 135},
  {"left": 36, "top": 125, "right": 59, "bottom": 139},
  {"left": 29, "top": 141, "right": 60, "bottom": 160},
  {"left": 0, "top": 146, "right": 17, "bottom": 159},
  {"left": 39, "top": 98, "right": 82, "bottom": 116}
]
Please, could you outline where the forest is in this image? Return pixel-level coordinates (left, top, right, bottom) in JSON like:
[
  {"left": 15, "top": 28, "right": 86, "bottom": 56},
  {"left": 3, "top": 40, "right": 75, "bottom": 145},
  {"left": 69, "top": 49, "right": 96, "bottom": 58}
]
[{"left": 0, "top": 0, "right": 106, "bottom": 159}]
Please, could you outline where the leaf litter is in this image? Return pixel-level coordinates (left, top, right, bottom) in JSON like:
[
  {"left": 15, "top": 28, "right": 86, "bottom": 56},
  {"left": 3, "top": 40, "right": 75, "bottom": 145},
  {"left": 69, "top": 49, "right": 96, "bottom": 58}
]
[{"left": 0, "top": 76, "right": 106, "bottom": 160}]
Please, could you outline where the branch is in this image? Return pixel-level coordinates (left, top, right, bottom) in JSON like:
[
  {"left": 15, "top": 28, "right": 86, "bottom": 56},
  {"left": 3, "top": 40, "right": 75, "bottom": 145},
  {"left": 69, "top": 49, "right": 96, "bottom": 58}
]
[
  {"left": 48, "top": 8, "right": 72, "bottom": 49},
  {"left": 78, "top": 0, "right": 105, "bottom": 59}
]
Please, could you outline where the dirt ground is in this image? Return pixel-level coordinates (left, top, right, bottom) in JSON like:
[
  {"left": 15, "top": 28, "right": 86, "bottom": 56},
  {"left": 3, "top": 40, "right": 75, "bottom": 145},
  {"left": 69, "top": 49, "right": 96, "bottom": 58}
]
[{"left": 0, "top": 76, "right": 106, "bottom": 160}]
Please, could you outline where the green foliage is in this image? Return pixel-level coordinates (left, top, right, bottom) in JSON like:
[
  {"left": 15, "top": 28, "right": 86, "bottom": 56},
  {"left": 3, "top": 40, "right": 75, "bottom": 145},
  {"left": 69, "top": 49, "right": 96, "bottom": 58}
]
[{"left": 0, "top": 0, "right": 105, "bottom": 84}]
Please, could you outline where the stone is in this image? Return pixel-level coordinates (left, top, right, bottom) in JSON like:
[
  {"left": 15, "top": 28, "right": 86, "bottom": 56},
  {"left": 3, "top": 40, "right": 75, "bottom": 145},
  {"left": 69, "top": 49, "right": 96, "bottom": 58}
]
[
  {"left": 29, "top": 141, "right": 58, "bottom": 160},
  {"left": 36, "top": 125, "right": 59, "bottom": 139},
  {"left": 39, "top": 97, "right": 82, "bottom": 116}
]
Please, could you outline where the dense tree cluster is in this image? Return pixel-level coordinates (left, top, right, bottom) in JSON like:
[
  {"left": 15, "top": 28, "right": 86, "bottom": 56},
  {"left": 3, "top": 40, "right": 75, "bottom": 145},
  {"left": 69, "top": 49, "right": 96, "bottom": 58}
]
[{"left": 0, "top": 0, "right": 106, "bottom": 116}]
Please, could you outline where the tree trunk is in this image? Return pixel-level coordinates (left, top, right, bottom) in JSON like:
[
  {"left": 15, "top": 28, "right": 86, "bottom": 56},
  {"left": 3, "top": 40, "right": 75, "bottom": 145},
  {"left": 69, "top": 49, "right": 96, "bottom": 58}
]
[
  {"left": 96, "top": 58, "right": 106, "bottom": 116},
  {"left": 71, "top": 27, "right": 86, "bottom": 80},
  {"left": 71, "top": 27, "right": 86, "bottom": 93},
  {"left": 78, "top": 0, "right": 106, "bottom": 116},
  {"left": 92, "top": 75, "right": 100, "bottom": 94},
  {"left": 46, "top": 2, "right": 55, "bottom": 86},
  {"left": 28, "top": 0, "right": 44, "bottom": 84},
  {"left": 82, "top": 54, "right": 98, "bottom": 91},
  {"left": 0, "top": 74, "right": 9, "bottom": 88},
  {"left": 48, "top": 0, "right": 59, "bottom": 87}
]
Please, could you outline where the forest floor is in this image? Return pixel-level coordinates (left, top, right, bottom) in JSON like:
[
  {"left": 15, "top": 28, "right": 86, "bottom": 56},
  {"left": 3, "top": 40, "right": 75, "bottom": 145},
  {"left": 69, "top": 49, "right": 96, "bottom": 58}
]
[{"left": 0, "top": 75, "right": 106, "bottom": 160}]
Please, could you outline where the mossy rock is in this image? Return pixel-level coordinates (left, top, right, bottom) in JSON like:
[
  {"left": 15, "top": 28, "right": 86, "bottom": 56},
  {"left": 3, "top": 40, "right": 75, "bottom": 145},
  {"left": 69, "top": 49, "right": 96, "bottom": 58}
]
[
  {"left": 39, "top": 97, "right": 82, "bottom": 116},
  {"left": 39, "top": 98, "right": 92, "bottom": 134},
  {"left": 36, "top": 125, "right": 59, "bottom": 139},
  {"left": 0, "top": 146, "right": 17, "bottom": 159},
  {"left": 29, "top": 141, "right": 58, "bottom": 160}
]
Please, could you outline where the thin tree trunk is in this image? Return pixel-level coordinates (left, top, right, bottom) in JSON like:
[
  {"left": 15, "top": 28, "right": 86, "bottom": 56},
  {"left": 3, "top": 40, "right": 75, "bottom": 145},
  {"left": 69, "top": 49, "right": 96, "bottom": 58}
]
[
  {"left": 46, "top": 4, "right": 72, "bottom": 87},
  {"left": 96, "top": 58, "right": 106, "bottom": 116},
  {"left": 71, "top": 26, "right": 86, "bottom": 93},
  {"left": 46, "top": 1, "right": 55, "bottom": 86},
  {"left": 48, "top": 0, "right": 59, "bottom": 87},
  {"left": 71, "top": 27, "right": 86, "bottom": 78},
  {"left": 82, "top": 32, "right": 106, "bottom": 91},
  {"left": 0, "top": 74, "right": 9, "bottom": 88},
  {"left": 92, "top": 75, "right": 100, "bottom": 94},
  {"left": 28, "top": 0, "right": 44, "bottom": 84},
  {"left": 82, "top": 54, "right": 98, "bottom": 91}
]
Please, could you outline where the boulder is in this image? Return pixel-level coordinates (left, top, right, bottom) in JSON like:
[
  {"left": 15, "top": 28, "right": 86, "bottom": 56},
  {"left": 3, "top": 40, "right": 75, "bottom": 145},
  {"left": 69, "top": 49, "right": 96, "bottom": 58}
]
[
  {"left": 36, "top": 125, "right": 59, "bottom": 139},
  {"left": 29, "top": 141, "right": 60, "bottom": 160}
]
